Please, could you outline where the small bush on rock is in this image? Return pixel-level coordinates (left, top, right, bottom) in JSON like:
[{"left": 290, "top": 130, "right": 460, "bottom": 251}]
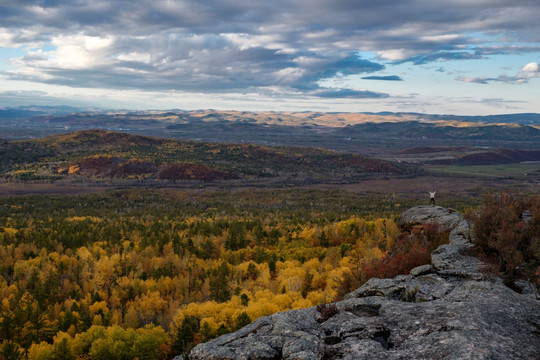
[{"left": 316, "top": 303, "right": 340, "bottom": 323}]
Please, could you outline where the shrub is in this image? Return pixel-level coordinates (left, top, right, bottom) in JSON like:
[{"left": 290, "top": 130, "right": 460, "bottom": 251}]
[
  {"left": 471, "top": 192, "right": 539, "bottom": 287},
  {"left": 316, "top": 303, "right": 339, "bottom": 323}
]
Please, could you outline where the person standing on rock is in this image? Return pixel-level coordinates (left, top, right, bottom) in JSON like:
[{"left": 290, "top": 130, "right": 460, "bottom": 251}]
[{"left": 429, "top": 191, "right": 436, "bottom": 206}]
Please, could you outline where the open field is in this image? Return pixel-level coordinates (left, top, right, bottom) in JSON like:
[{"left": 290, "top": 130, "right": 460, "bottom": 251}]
[
  {"left": 328, "top": 175, "right": 527, "bottom": 194},
  {"left": 2, "top": 172, "right": 538, "bottom": 205},
  {"left": 429, "top": 162, "right": 540, "bottom": 178},
  {"left": 0, "top": 182, "right": 112, "bottom": 197}
]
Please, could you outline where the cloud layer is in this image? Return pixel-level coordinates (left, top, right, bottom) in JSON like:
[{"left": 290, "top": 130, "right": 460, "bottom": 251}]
[
  {"left": 362, "top": 75, "right": 403, "bottom": 81},
  {"left": 457, "top": 62, "right": 540, "bottom": 84},
  {"left": 0, "top": 0, "right": 539, "bottom": 102}
]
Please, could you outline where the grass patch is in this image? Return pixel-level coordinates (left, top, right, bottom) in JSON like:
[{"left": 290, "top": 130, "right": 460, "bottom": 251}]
[{"left": 430, "top": 162, "right": 540, "bottom": 178}]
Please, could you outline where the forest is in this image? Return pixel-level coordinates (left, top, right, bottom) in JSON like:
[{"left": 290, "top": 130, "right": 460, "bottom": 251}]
[{"left": 0, "top": 188, "right": 486, "bottom": 359}]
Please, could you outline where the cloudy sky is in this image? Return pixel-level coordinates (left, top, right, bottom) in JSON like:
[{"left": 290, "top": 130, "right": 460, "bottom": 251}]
[{"left": 0, "top": 0, "right": 539, "bottom": 114}]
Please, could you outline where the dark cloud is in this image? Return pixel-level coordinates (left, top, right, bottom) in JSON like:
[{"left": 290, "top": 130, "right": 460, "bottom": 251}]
[
  {"left": 361, "top": 75, "right": 403, "bottom": 81},
  {"left": 1, "top": 0, "right": 539, "bottom": 98},
  {"left": 6, "top": 44, "right": 383, "bottom": 93},
  {"left": 400, "top": 51, "right": 484, "bottom": 65},
  {"left": 4, "top": 1, "right": 540, "bottom": 43},
  {"left": 310, "top": 88, "right": 389, "bottom": 99},
  {"left": 475, "top": 45, "right": 540, "bottom": 56},
  {"left": 292, "top": 54, "right": 384, "bottom": 90}
]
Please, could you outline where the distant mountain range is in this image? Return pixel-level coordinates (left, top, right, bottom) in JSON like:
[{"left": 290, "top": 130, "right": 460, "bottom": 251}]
[
  {"left": 0, "top": 105, "right": 86, "bottom": 118},
  {"left": 1, "top": 107, "right": 539, "bottom": 153},
  {"left": 2, "top": 106, "right": 540, "bottom": 124}
]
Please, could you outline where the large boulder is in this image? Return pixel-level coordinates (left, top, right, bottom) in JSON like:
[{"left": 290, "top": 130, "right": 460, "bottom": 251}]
[
  {"left": 189, "top": 206, "right": 540, "bottom": 360},
  {"left": 396, "top": 205, "right": 464, "bottom": 233}
]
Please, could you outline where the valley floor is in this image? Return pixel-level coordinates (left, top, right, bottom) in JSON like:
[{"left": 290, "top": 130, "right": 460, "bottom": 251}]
[{"left": 1, "top": 173, "right": 538, "bottom": 199}]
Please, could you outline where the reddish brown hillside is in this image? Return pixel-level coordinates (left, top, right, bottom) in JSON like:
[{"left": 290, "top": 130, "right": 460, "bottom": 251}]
[
  {"left": 60, "top": 155, "right": 157, "bottom": 178},
  {"left": 157, "top": 162, "right": 238, "bottom": 181},
  {"left": 5, "top": 129, "right": 409, "bottom": 183},
  {"left": 59, "top": 155, "right": 237, "bottom": 181},
  {"left": 457, "top": 149, "right": 540, "bottom": 165}
]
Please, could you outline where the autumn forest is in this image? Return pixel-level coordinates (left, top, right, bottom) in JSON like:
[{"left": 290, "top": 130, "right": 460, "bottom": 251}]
[{"left": 0, "top": 186, "right": 480, "bottom": 359}]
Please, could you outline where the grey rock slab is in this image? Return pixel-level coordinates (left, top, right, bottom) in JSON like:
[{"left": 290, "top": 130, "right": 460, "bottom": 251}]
[
  {"left": 409, "top": 264, "right": 433, "bottom": 277},
  {"left": 431, "top": 242, "right": 482, "bottom": 274},
  {"left": 344, "top": 277, "right": 409, "bottom": 300},
  {"left": 396, "top": 205, "right": 463, "bottom": 233},
  {"left": 515, "top": 279, "right": 540, "bottom": 296},
  {"left": 284, "top": 350, "right": 320, "bottom": 360},
  {"left": 282, "top": 333, "right": 323, "bottom": 359},
  {"left": 337, "top": 296, "right": 384, "bottom": 316},
  {"left": 407, "top": 273, "right": 455, "bottom": 301},
  {"left": 190, "top": 346, "right": 237, "bottom": 360},
  {"left": 244, "top": 341, "right": 279, "bottom": 360}
]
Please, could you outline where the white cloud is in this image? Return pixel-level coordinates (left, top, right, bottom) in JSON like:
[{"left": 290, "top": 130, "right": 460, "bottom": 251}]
[
  {"left": 0, "top": 29, "right": 14, "bottom": 47},
  {"left": 419, "top": 34, "right": 461, "bottom": 43},
  {"left": 117, "top": 52, "right": 151, "bottom": 63},
  {"left": 274, "top": 67, "right": 306, "bottom": 83},
  {"left": 522, "top": 62, "right": 539, "bottom": 72},
  {"left": 220, "top": 33, "right": 284, "bottom": 51},
  {"left": 375, "top": 49, "right": 416, "bottom": 61},
  {"left": 457, "top": 62, "right": 540, "bottom": 85},
  {"left": 48, "top": 34, "right": 114, "bottom": 69}
]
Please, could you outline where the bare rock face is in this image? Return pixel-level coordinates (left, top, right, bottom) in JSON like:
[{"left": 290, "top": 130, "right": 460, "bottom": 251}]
[
  {"left": 189, "top": 206, "right": 540, "bottom": 360},
  {"left": 396, "top": 205, "right": 463, "bottom": 233}
]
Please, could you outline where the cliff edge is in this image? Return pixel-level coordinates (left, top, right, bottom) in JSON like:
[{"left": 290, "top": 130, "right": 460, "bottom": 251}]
[{"left": 189, "top": 206, "right": 540, "bottom": 360}]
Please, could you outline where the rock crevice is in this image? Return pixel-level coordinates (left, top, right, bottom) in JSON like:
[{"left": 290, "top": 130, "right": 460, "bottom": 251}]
[{"left": 190, "top": 206, "right": 540, "bottom": 360}]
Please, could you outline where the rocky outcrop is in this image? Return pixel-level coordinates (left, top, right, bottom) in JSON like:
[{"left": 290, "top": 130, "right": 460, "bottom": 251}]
[
  {"left": 396, "top": 205, "right": 464, "bottom": 233},
  {"left": 189, "top": 206, "right": 540, "bottom": 360}
]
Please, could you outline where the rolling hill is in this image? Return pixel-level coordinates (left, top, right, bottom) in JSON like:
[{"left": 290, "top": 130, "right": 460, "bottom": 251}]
[
  {"left": 0, "top": 129, "right": 407, "bottom": 183},
  {"left": 393, "top": 146, "right": 540, "bottom": 166}
]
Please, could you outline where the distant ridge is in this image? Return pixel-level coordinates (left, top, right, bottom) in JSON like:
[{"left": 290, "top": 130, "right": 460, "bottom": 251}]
[
  {"left": 455, "top": 148, "right": 540, "bottom": 165},
  {"left": 397, "top": 146, "right": 540, "bottom": 165},
  {"left": 2, "top": 108, "right": 539, "bottom": 153},
  {"left": 2, "top": 106, "right": 540, "bottom": 126}
]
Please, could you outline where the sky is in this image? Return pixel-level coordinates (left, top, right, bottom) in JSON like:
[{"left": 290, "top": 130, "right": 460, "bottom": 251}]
[{"left": 0, "top": 0, "right": 539, "bottom": 115}]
